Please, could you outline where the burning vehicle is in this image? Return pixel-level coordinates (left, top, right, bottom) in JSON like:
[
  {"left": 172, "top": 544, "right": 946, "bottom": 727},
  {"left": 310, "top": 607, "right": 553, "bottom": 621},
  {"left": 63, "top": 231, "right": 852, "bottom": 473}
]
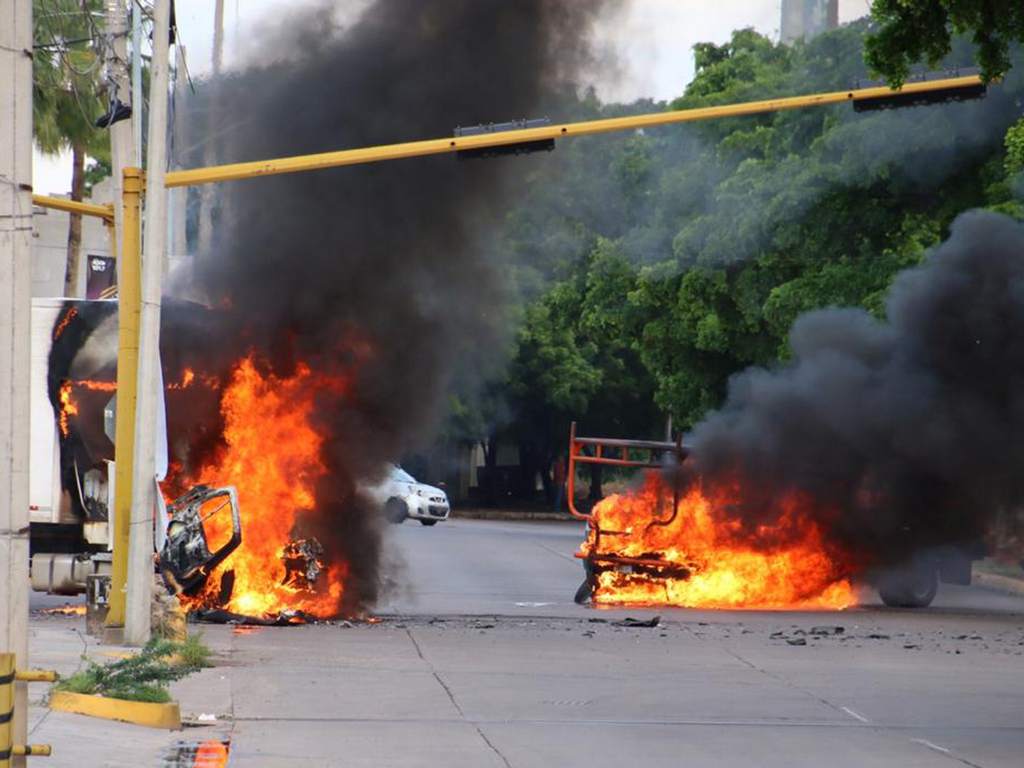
[
  {"left": 562, "top": 214, "right": 1024, "bottom": 613},
  {"left": 31, "top": 298, "right": 356, "bottom": 621},
  {"left": 568, "top": 422, "right": 983, "bottom": 610}
]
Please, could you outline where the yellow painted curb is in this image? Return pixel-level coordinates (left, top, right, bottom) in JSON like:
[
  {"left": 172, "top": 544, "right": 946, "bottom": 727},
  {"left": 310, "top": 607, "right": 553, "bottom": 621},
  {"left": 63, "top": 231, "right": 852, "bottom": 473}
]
[{"left": 49, "top": 690, "right": 181, "bottom": 729}]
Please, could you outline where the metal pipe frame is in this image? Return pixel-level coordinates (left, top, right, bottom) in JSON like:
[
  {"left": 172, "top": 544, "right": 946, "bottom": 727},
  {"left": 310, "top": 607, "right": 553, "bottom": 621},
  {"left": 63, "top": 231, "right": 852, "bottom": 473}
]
[
  {"left": 162, "top": 74, "right": 985, "bottom": 188},
  {"left": 566, "top": 421, "right": 686, "bottom": 521}
]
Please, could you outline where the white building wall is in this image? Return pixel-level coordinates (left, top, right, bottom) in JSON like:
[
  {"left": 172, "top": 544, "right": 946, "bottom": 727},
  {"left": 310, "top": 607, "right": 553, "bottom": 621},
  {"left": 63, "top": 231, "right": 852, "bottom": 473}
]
[{"left": 31, "top": 177, "right": 114, "bottom": 298}]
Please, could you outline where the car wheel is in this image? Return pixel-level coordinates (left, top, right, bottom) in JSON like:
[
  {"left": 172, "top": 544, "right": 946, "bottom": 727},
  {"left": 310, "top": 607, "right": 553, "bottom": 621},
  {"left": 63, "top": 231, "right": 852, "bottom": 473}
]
[
  {"left": 878, "top": 564, "right": 938, "bottom": 608},
  {"left": 385, "top": 498, "right": 408, "bottom": 524},
  {"left": 419, "top": 519, "right": 438, "bottom": 526}
]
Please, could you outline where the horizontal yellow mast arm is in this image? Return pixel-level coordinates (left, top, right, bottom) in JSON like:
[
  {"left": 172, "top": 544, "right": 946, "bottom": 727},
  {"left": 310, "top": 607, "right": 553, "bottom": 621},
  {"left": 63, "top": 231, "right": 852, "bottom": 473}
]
[
  {"left": 164, "top": 75, "right": 984, "bottom": 189},
  {"left": 32, "top": 194, "right": 115, "bottom": 221}
]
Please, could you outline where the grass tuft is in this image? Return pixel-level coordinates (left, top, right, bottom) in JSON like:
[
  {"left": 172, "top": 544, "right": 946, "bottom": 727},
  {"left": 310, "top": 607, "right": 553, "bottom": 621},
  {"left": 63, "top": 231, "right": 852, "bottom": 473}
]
[{"left": 53, "top": 633, "right": 213, "bottom": 703}]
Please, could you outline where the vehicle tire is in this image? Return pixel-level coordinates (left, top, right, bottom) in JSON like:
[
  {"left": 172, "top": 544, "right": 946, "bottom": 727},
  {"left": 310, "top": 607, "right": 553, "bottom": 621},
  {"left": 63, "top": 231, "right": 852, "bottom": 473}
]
[
  {"left": 420, "top": 519, "right": 437, "bottom": 526},
  {"left": 385, "top": 498, "right": 408, "bottom": 524},
  {"left": 878, "top": 565, "right": 938, "bottom": 608},
  {"left": 573, "top": 578, "right": 593, "bottom": 605},
  {"left": 574, "top": 559, "right": 595, "bottom": 605}
]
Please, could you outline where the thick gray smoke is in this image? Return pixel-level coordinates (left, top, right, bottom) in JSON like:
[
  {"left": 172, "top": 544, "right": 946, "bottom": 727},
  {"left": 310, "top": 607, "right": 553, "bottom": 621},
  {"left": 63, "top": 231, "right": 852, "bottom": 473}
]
[
  {"left": 183, "top": 0, "right": 613, "bottom": 613},
  {"left": 686, "top": 211, "right": 1024, "bottom": 571}
]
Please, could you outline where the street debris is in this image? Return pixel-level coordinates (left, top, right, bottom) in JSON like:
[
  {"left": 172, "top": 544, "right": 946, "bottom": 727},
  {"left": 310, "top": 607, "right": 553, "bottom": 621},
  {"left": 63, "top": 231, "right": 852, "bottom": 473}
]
[
  {"left": 193, "top": 608, "right": 314, "bottom": 626},
  {"left": 611, "top": 616, "right": 661, "bottom": 628},
  {"left": 280, "top": 538, "right": 325, "bottom": 590},
  {"left": 810, "top": 625, "right": 844, "bottom": 635}
]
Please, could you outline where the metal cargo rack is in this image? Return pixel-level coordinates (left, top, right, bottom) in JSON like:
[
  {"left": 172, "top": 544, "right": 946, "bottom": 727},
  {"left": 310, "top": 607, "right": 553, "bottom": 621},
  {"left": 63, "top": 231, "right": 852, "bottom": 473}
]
[{"left": 567, "top": 422, "right": 693, "bottom": 599}]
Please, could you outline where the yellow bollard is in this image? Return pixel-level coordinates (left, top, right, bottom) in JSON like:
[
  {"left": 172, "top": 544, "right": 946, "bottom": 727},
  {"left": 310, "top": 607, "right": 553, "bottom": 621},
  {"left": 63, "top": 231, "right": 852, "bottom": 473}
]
[
  {"left": 1, "top": 655, "right": 56, "bottom": 766},
  {"left": 12, "top": 672, "right": 56, "bottom": 684},
  {"left": 1, "top": 653, "right": 12, "bottom": 768},
  {"left": 107, "top": 168, "right": 144, "bottom": 629},
  {"left": 11, "top": 748, "right": 49, "bottom": 758}
]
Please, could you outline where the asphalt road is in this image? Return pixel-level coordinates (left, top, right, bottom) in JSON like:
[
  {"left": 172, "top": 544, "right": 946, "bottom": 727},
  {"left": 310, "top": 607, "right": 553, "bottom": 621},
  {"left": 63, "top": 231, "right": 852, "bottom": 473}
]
[
  {"left": 30, "top": 518, "right": 1024, "bottom": 767},
  {"left": 377, "top": 517, "right": 1024, "bottom": 617},
  {"left": 230, "top": 517, "right": 1020, "bottom": 768}
]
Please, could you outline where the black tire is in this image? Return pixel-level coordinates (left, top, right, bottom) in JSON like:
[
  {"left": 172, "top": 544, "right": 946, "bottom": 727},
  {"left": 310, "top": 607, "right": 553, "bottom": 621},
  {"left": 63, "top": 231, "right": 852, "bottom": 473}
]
[
  {"left": 574, "top": 559, "right": 595, "bottom": 604},
  {"left": 878, "top": 565, "right": 938, "bottom": 608},
  {"left": 385, "top": 498, "right": 408, "bottom": 524},
  {"left": 573, "top": 578, "right": 593, "bottom": 605},
  {"left": 420, "top": 519, "right": 438, "bottom": 526}
]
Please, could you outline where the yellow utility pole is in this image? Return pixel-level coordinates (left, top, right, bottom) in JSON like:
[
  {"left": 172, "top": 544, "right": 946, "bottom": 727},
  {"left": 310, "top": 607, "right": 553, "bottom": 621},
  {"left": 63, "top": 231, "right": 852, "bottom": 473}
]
[{"left": 106, "top": 168, "right": 143, "bottom": 630}]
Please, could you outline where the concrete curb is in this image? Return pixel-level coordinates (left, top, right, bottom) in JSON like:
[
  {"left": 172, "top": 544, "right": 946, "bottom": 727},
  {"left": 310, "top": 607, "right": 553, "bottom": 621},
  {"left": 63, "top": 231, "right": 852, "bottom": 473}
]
[
  {"left": 450, "top": 509, "right": 581, "bottom": 522},
  {"left": 974, "top": 570, "right": 1024, "bottom": 597},
  {"left": 49, "top": 690, "right": 182, "bottom": 729}
]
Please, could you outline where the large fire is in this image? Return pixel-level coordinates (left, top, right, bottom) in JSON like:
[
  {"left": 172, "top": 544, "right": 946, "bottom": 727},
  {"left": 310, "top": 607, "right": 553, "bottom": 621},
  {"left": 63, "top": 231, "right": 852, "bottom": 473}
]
[
  {"left": 172, "top": 355, "right": 347, "bottom": 619},
  {"left": 580, "top": 473, "right": 856, "bottom": 610},
  {"left": 57, "top": 349, "right": 351, "bottom": 620}
]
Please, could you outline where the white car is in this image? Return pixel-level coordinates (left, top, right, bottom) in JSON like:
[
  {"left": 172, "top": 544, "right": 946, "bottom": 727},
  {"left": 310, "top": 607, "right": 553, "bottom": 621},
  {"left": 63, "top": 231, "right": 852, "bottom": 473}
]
[{"left": 366, "top": 465, "right": 450, "bottom": 526}]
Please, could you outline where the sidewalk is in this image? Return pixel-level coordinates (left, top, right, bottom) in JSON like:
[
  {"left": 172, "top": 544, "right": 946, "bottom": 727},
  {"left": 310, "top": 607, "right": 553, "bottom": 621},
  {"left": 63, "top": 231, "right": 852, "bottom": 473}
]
[
  {"left": 25, "top": 612, "right": 234, "bottom": 767},
  {"left": 973, "top": 558, "right": 1024, "bottom": 597},
  {"left": 450, "top": 507, "right": 577, "bottom": 522}
]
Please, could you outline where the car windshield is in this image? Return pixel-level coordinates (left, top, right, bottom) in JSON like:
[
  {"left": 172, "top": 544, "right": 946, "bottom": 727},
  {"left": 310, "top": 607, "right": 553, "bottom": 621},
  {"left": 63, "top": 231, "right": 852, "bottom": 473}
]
[{"left": 391, "top": 466, "right": 417, "bottom": 484}]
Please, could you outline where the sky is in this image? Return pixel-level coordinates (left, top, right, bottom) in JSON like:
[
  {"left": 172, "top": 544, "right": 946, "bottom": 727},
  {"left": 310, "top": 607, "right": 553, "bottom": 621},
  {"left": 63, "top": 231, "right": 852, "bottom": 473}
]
[{"left": 33, "top": 0, "right": 871, "bottom": 195}]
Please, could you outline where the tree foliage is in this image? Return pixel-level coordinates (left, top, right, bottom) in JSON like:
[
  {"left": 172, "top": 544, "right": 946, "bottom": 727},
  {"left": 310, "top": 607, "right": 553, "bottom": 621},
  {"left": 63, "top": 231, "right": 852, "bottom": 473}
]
[
  {"left": 33, "top": 0, "right": 108, "bottom": 162},
  {"left": 34, "top": 0, "right": 111, "bottom": 295},
  {"left": 865, "top": 0, "right": 1024, "bottom": 84},
  {"left": 435, "top": 21, "right": 1024, "bottom": 503}
]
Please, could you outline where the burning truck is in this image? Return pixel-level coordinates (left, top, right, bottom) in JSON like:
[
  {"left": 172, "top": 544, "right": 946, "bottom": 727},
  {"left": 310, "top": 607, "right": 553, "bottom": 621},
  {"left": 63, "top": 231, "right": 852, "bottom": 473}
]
[{"left": 29, "top": 297, "right": 356, "bottom": 621}]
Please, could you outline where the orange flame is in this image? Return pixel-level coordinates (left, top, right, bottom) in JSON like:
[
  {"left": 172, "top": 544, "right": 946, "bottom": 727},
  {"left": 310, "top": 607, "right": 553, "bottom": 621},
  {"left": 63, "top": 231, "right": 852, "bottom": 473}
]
[
  {"left": 191, "top": 741, "right": 229, "bottom": 767},
  {"left": 40, "top": 603, "right": 87, "bottom": 616},
  {"left": 580, "top": 474, "right": 856, "bottom": 610},
  {"left": 58, "top": 381, "right": 77, "bottom": 438},
  {"left": 57, "top": 378, "right": 117, "bottom": 438},
  {"left": 52, "top": 307, "right": 78, "bottom": 340},
  {"left": 176, "top": 355, "right": 347, "bottom": 619}
]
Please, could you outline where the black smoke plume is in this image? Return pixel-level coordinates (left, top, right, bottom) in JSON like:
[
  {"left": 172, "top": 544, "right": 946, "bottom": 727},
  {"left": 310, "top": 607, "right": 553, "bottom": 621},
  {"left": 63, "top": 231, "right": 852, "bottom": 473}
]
[
  {"left": 684, "top": 211, "right": 1024, "bottom": 572},
  {"left": 180, "top": 0, "right": 614, "bottom": 613}
]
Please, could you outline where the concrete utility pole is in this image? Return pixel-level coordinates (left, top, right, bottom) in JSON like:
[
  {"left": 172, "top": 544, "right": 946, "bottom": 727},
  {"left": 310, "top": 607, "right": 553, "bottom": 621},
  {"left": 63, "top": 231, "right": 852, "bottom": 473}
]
[
  {"left": 0, "top": 0, "right": 33, "bottom": 761},
  {"left": 125, "top": 0, "right": 171, "bottom": 646},
  {"left": 105, "top": 0, "right": 134, "bottom": 267},
  {"left": 195, "top": 0, "right": 225, "bottom": 262},
  {"left": 131, "top": 0, "right": 143, "bottom": 167}
]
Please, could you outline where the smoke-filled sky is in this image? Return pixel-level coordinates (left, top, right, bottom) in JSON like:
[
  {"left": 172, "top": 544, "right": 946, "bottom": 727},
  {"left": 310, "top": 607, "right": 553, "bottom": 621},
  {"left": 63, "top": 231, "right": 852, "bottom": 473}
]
[{"left": 32, "top": 0, "right": 871, "bottom": 195}]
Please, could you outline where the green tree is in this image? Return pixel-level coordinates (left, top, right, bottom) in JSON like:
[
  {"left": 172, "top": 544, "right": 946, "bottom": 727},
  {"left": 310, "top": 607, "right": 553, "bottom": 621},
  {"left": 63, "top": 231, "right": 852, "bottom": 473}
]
[
  {"left": 1006, "top": 118, "right": 1024, "bottom": 175},
  {"left": 34, "top": 0, "right": 109, "bottom": 296},
  {"left": 865, "top": 0, "right": 1024, "bottom": 85}
]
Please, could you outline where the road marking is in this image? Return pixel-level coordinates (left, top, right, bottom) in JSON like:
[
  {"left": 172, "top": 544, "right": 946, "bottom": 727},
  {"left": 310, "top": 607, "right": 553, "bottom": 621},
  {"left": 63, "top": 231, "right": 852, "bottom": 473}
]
[
  {"left": 911, "top": 738, "right": 951, "bottom": 754},
  {"left": 515, "top": 601, "right": 554, "bottom": 607},
  {"left": 841, "top": 707, "right": 870, "bottom": 724}
]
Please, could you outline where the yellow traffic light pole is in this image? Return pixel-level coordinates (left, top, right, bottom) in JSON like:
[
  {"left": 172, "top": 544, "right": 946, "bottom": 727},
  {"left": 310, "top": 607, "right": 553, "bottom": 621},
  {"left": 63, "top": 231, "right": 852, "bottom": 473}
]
[
  {"left": 29, "top": 72, "right": 984, "bottom": 636},
  {"left": 164, "top": 74, "right": 984, "bottom": 187},
  {"left": 105, "top": 169, "right": 143, "bottom": 628}
]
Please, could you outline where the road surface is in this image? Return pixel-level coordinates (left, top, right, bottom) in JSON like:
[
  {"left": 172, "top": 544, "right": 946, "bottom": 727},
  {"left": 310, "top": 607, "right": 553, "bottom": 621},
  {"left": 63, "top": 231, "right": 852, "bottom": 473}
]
[{"left": 30, "top": 519, "right": 1024, "bottom": 767}]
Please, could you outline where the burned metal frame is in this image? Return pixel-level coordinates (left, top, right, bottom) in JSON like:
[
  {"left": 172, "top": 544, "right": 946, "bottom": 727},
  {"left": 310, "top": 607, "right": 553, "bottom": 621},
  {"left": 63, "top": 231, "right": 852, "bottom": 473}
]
[
  {"left": 566, "top": 421, "right": 685, "bottom": 521},
  {"left": 568, "top": 423, "right": 692, "bottom": 601}
]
